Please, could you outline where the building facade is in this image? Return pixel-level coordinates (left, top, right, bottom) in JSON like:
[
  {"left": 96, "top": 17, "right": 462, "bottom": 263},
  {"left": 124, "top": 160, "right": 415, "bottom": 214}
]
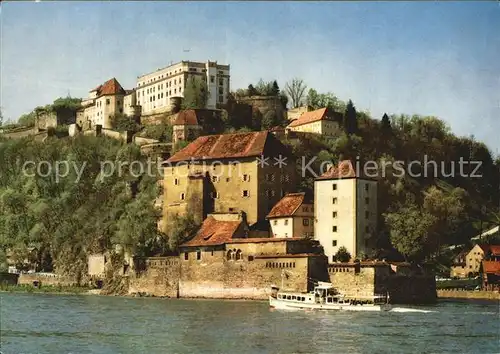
[
  {"left": 161, "top": 131, "right": 296, "bottom": 230},
  {"left": 79, "top": 78, "right": 130, "bottom": 130},
  {"left": 286, "top": 107, "right": 343, "bottom": 136},
  {"left": 136, "top": 60, "right": 230, "bottom": 116},
  {"left": 267, "top": 193, "right": 314, "bottom": 238},
  {"left": 314, "top": 160, "right": 378, "bottom": 262},
  {"left": 451, "top": 244, "right": 500, "bottom": 278}
]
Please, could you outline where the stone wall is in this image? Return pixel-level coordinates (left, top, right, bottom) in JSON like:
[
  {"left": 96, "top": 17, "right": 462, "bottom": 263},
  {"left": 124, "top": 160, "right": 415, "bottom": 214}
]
[
  {"left": 128, "top": 257, "right": 180, "bottom": 297},
  {"left": 437, "top": 289, "right": 499, "bottom": 301},
  {"left": 18, "top": 273, "right": 78, "bottom": 287},
  {"left": 0, "top": 272, "right": 19, "bottom": 285},
  {"left": 327, "top": 262, "right": 437, "bottom": 304},
  {"left": 237, "top": 96, "right": 285, "bottom": 128},
  {"left": 178, "top": 251, "right": 320, "bottom": 299}
]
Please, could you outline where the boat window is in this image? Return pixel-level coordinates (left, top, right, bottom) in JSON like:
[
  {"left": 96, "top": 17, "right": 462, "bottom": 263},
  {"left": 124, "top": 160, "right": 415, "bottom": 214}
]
[
  {"left": 302, "top": 297, "right": 305, "bottom": 301},
  {"left": 292, "top": 296, "right": 296, "bottom": 300},
  {"left": 327, "top": 297, "right": 332, "bottom": 303},
  {"left": 287, "top": 295, "right": 291, "bottom": 300}
]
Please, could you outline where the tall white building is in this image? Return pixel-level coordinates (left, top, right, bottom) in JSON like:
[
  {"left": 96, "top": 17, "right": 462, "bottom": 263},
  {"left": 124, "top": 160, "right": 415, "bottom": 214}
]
[
  {"left": 136, "top": 60, "right": 230, "bottom": 116},
  {"left": 314, "top": 160, "right": 378, "bottom": 262}
]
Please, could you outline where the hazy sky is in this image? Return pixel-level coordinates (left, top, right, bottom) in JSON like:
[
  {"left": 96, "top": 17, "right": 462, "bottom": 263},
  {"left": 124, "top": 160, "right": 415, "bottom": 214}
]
[{"left": 1, "top": 1, "right": 499, "bottom": 151}]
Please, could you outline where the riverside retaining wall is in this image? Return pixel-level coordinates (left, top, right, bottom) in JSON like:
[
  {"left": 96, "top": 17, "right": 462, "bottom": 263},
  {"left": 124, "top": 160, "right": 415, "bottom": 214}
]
[{"left": 437, "top": 289, "right": 499, "bottom": 301}]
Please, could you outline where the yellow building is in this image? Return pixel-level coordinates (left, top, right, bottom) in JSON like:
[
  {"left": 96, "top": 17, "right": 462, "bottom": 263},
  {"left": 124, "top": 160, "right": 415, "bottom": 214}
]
[
  {"left": 137, "top": 60, "right": 230, "bottom": 115},
  {"left": 451, "top": 244, "right": 498, "bottom": 278},
  {"left": 78, "top": 78, "right": 136, "bottom": 130},
  {"left": 161, "top": 131, "right": 297, "bottom": 230},
  {"left": 267, "top": 193, "right": 314, "bottom": 238},
  {"left": 286, "top": 107, "right": 342, "bottom": 136},
  {"left": 287, "top": 105, "right": 312, "bottom": 122},
  {"left": 314, "top": 160, "right": 378, "bottom": 262}
]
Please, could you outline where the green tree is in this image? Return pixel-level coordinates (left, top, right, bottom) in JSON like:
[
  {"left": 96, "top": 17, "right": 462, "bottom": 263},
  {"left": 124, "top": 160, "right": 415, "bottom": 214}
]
[
  {"left": 182, "top": 77, "right": 208, "bottom": 109},
  {"left": 381, "top": 113, "right": 391, "bottom": 133},
  {"left": 271, "top": 80, "right": 280, "bottom": 96},
  {"left": 166, "top": 214, "right": 200, "bottom": 251},
  {"left": 247, "top": 84, "right": 258, "bottom": 96},
  {"left": 343, "top": 99, "right": 358, "bottom": 135},
  {"left": 306, "top": 89, "right": 345, "bottom": 111},
  {"left": 0, "top": 107, "right": 3, "bottom": 127},
  {"left": 384, "top": 202, "right": 438, "bottom": 262},
  {"left": 111, "top": 113, "right": 140, "bottom": 132},
  {"left": 334, "top": 246, "right": 351, "bottom": 262}
]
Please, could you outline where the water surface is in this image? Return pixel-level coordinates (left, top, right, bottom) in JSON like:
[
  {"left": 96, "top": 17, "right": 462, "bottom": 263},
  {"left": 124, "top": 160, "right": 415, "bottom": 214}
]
[{"left": 1, "top": 293, "right": 498, "bottom": 353}]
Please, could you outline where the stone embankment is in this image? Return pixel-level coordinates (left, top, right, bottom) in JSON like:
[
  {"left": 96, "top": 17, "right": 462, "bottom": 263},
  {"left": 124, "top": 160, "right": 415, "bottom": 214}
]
[{"left": 437, "top": 289, "right": 499, "bottom": 301}]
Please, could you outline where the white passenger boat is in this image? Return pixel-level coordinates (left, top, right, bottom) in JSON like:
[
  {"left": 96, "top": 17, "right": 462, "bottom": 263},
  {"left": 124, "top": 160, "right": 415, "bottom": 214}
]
[{"left": 269, "top": 281, "right": 392, "bottom": 312}]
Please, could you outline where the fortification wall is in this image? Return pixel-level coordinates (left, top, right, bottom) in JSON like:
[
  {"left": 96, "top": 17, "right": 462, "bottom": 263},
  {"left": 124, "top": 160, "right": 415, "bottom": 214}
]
[
  {"left": 18, "top": 273, "right": 78, "bottom": 286},
  {"left": 178, "top": 250, "right": 317, "bottom": 299},
  {"left": 327, "top": 263, "right": 436, "bottom": 304},
  {"left": 128, "top": 257, "right": 180, "bottom": 297}
]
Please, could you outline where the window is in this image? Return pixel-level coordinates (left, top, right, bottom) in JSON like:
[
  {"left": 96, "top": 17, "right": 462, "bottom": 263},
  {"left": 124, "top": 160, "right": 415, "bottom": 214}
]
[
  {"left": 219, "top": 95, "right": 224, "bottom": 103},
  {"left": 365, "top": 211, "right": 370, "bottom": 219},
  {"left": 332, "top": 240, "right": 337, "bottom": 247},
  {"left": 210, "top": 75, "right": 215, "bottom": 83},
  {"left": 242, "top": 174, "right": 249, "bottom": 182},
  {"left": 174, "top": 178, "right": 179, "bottom": 185},
  {"left": 333, "top": 198, "right": 338, "bottom": 204},
  {"left": 333, "top": 226, "right": 337, "bottom": 232},
  {"left": 365, "top": 226, "right": 370, "bottom": 233},
  {"left": 365, "top": 184, "right": 369, "bottom": 191},
  {"left": 211, "top": 191, "right": 219, "bottom": 199},
  {"left": 196, "top": 251, "right": 201, "bottom": 260},
  {"left": 180, "top": 193, "right": 185, "bottom": 200},
  {"left": 303, "top": 206, "right": 308, "bottom": 212},
  {"left": 333, "top": 211, "right": 338, "bottom": 218},
  {"left": 333, "top": 183, "right": 337, "bottom": 190},
  {"left": 303, "top": 218, "right": 309, "bottom": 226},
  {"left": 184, "top": 252, "right": 189, "bottom": 260},
  {"left": 273, "top": 220, "right": 278, "bottom": 225},
  {"left": 119, "top": 108, "right": 123, "bottom": 113},
  {"left": 284, "top": 219, "right": 289, "bottom": 226},
  {"left": 229, "top": 208, "right": 234, "bottom": 212},
  {"left": 211, "top": 176, "right": 219, "bottom": 183},
  {"left": 365, "top": 197, "right": 370, "bottom": 205},
  {"left": 242, "top": 190, "right": 249, "bottom": 197},
  {"left": 219, "top": 79, "right": 223, "bottom": 86},
  {"left": 106, "top": 99, "right": 110, "bottom": 105},
  {"left": 117, "top": 100, "right": 121, "bottom": 106}
]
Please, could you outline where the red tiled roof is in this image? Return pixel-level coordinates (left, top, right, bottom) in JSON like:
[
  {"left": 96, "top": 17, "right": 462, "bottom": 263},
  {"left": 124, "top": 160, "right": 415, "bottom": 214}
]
[
  {"left": 91, "top": 78, "right": 126, "bottom": 97},
  {"left": 226, "top": 237, "right": 309, "bottom": 244},
  {"left": 287, "top": 107, "right": 342, "bottom": 128},
  {"left": 167, "top": 131, "right": 283, "bottom": 163},
  {"left": 181, "top": 216, "right": 243, "bottom": 247},
  {"left": 173, "top": 110, "right": 200, "bottom": 126},
  {"left": 476, "top": 244, "right": 500, "bottom": 255},
  {"left": 482, "top": 261, "right": 500, "bottom": 275},
  {"left": 267, "top": 193, "right": 307, "bottom": 219},
  {"left": 317, "top": 160, "right": 358, "bottom": 180}
]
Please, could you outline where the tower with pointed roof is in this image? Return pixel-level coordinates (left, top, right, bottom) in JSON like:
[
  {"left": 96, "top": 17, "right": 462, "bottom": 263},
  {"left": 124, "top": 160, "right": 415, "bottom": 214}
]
[{"left": 78, "top": 77, "right": 137, "bottom": 130}]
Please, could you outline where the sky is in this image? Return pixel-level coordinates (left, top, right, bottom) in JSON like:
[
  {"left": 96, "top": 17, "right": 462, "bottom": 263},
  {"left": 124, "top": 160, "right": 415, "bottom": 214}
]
[{"left": 1, "top": 1, "right": 499, "bottom": 151}]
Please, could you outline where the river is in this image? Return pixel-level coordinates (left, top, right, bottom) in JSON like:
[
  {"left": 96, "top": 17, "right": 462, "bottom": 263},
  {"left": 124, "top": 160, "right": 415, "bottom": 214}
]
[{"left": 0, "top": 293, "right": 498, "bottom": 354}]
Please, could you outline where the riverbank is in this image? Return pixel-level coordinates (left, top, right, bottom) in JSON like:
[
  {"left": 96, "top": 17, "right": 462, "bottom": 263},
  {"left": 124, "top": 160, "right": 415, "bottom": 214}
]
[
  {"left": 437, "top": 289, "right": 499, "bottom": 301},
  {"left": 0, "top": 283, "right": 91, "bottom": 295}
]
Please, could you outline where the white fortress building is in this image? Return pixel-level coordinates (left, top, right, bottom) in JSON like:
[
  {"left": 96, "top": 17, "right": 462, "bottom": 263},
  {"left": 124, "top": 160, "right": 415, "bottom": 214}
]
[
  {"left": 136, "top": 60, "right": 230, "bottom": 115},
  {"left": 314, "top": 160, "right": 378, "bottom": 262}
]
